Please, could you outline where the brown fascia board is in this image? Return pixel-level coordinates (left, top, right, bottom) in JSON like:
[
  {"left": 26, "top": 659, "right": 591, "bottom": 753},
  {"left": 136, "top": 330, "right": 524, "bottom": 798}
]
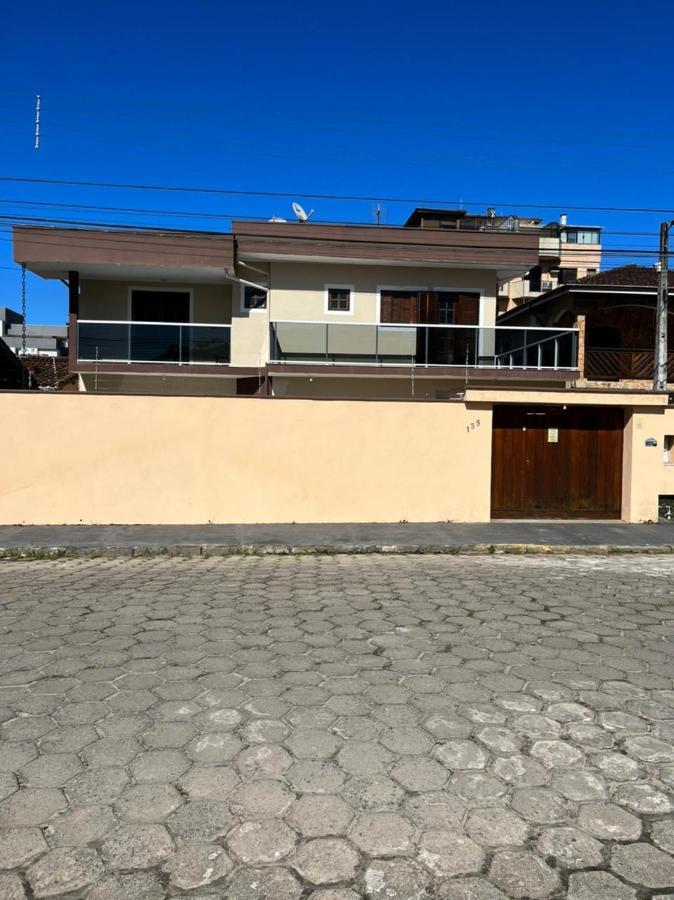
[
  {"left": 13, "top": 226, "right": 235, "bottom": 272},
  {"left": 232, "top": 220, "right": 540, "bottom": 268}
]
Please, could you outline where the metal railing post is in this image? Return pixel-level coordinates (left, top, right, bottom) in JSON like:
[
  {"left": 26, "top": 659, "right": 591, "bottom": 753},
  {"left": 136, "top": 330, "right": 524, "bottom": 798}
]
[
  {"left": 375, "top": 324, "right": 379, "bottom": 364},
  {"left": 424, "top": 326, "right": 429, "bottom": 367},
  {"left": 553, "top": 336, "right": 559, "bottom": 370},
  {"left": 179, "top": 325, "right": 183, "bottom": 365},
  {"left": 522, "top": 330, "right": 528, "bottom": 368},
  {"left": 127, "top": 322, "right": 132, "bottom": 363}
]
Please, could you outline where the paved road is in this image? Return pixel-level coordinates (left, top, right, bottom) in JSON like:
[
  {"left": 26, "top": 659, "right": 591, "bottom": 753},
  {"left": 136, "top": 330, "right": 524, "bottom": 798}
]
[
  {"left": 0, "top": 555, "right": 673, "bottom": 899},
  {"left": 2, "top": 521, "right": 674, "bottom": 554}
]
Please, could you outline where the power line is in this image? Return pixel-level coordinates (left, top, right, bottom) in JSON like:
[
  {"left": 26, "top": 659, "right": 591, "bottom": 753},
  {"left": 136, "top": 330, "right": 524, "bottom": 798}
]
[
  {"left": 0, "top": 198, "right": 659, "bottom": 237},
  {"left": 1, "top": 176, "right": 674, "bottom": 215}
]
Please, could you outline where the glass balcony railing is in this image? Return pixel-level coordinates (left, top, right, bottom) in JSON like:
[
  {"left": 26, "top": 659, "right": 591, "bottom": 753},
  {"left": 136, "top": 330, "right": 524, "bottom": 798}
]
[
  {"left": 270, "top": 321, "right": 578, "bottom": 370},
  {"left": 77, "top": 320, "right": 231, "bottom": 365}
]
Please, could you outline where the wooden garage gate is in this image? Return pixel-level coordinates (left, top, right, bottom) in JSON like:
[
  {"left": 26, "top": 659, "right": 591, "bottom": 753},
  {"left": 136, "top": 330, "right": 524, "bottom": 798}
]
[{"left": 491, "top": 405, "right": 624, "bottom": 519}]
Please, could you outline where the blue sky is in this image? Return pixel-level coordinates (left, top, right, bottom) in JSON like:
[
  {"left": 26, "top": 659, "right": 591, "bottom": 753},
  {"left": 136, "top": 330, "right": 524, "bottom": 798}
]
[{"left": 1, "top": 0, "right": 673, "bottom": 321}]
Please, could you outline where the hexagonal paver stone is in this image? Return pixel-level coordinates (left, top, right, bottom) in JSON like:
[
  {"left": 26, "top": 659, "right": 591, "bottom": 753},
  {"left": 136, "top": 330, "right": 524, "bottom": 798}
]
[
  {"left": 551, "top": 769, "right": 606, "bottom": 801},
  {"left": 186, "top": 733, "right": 243, "bottom": 764},
  {"left": 613, "top": 782, "right": 674, "bottom": 814},
  {"left": 194, "top": 708, "right": 243, "bottom": 731},
  {"left": 40, "top": 725, "right": 98, "bottom": 754},
  {"left": 380, "top": 727, "right": 433, "bottom": 756},
  {"left": 2, "top": 717, "right": 55, "bottom": 741},
  {"left": 610, "top": 842, "right": 674, "bottom": 889},
  {"left": 436, "top": 876, "right": 508, "bottom": 899},
  {"left": 491, "top": 754, "right": 548, "bottom": 787},
  {"left": 166, "top": 800, "right": 234, "bottom": 843},
  {"left": 163, "top": 843, "right": 233, "bottom": 891},
  {"left": 476, "top": 726, "right": 523, "bottom": 755},
  {"left": 349, "top": 812, "right": 414, "bottom": 856},
  {"left": 129, "top": 749, "right": 191, "bottom": 782},
  {"left": 567, "top": 870, "right": 637, "bottom": 900},
  {"left": 224, "top": 865, "right": 303, "bottom": 900},
  {"left": 285, "top": 729, "right": 341, "bottom": 760},
  {"left": 577, "top": 802, "right": 641, "bottom": 840},
  {"left": 0, "top": 742, "right": 38, "bottom": 772},
  {"left": 101, "top": 824, "right": 174, "bottom": 870},
  {"left": 0, "top": 789, "right": 67, "bottom": 827},
  {"left": 287, "top": 760, "right": 344, "bottom": 794},
  {"left": 26, "top": 847, "right": 104, "bottom": 898},
  {"left": 536, "top": 826, "right": 603, "bottom": 869},
  {"left": 0, "top": 773, "right": 17, "bottom": 802},
  {"left": 87, "top": 871, "right": 170, "bottom": 900},
  {"left": 423, "top": 714, "right": 472, "bottom": 741},
  {"left": 65, "top": 768, "right": 129, "bottom": 805},
  {"left": 308, "top": 890, "right": 360, "bottom": 900},
  {"left": 449, "top": 773, "right": 508, "bottom": 806},
  {"left": 546, "top": 702, "right": 594, "bottom": 723},
  {"left": 342, "top": 775, "right": 405, "bottom": 811},
  {"left": 242, "top": 718, "right": 290, "bottom": 744},
  {"left": 0, "top": 873, "right": 25, "bottom": 900},
  {"left": 114, "top": 783, "right": 183, "bottom": 823},
  {"left": 337, "top": 741, "right": 393, "bottom": 775},
  {"left": 235, "top": 745, "right": 293, "bottom": 779},
  {"left": 529, "top": 740, "right": 583, "bottom": 768},
  {"left": 391, "top": 757, "right": 448, "bottom": 792},
  {"left": 139, "top": 722, "right": 195, "bottom": 749},
  {"left": 404, "top": 792, "right": 465, "bottom": 830},
  {"left": 364, "top": 859, "right": 432, "bottom": 899},
  {"left": 591, "top": 751, "right": 644, "bottom": 781},
  {"left": 465, "top": 808, "right": 529, "bottom": 847},
  {"left": 82, "top": 738, "right": 140, "bottom": 768},
  {"left": 652, "top": 818, "right": 674, "bottom": 854},
  {"left": 227, "top": 820, "right": 297, "bottom": 864},
  {"left": 418, "top": 831, "right": 485, "bottom": 877},
  {"left": 21, "top": 752, "right": 83, "bottom": 789},
  {"left": 624, "top": 735, "right": 674, "bottom": 762},
  {"left": 489, "top": 850, "right": 560, "bottom": 899},
  {"left": 293, "top": 838, "right": 360, "bottom": 885},
  {"left": 229, "top": 780, "right": 294, "bottom": 819},
  {"left": 435, "top": 741, "right": 488, "bottom": 770},
  {"left": 0, "top": 826, "right": 48, "bottom": 868},
  {"left": 565, "top": 723, "right": 614, "bottom": 750},
  {"left": 49, "top": 804, "right": 118, "bottom": 846},
  {"left": 510, "top": 788, "right": 574, "bottom": 824},
  {"left": 511, "top": 714, "right": 561, "bottom": 738},
  {"left": 178, "top": 765, "right": 240, "bottom": 801},
  {"left": 287, "top": 795, "right": 353, "bottom": 838}
]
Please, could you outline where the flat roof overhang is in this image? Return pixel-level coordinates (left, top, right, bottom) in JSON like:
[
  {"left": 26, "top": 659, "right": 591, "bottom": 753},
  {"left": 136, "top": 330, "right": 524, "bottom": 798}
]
[
  {"left": 233, "top": 220, "right": 540, "bottom": 273},
  {"left": 13, "top": 226, "right": 235, "bottom": 282}
]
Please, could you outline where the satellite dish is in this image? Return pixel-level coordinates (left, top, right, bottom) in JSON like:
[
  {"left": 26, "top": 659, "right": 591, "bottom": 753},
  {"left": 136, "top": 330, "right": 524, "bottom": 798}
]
[{"left": 292, "top": 202, "right": 314, "bottom": 223}]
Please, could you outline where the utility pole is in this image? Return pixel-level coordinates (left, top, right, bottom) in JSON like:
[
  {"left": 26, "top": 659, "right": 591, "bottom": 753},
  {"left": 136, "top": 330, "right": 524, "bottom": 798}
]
[{"left": 654, "top": 221, "right": 672, "bottom": 391}]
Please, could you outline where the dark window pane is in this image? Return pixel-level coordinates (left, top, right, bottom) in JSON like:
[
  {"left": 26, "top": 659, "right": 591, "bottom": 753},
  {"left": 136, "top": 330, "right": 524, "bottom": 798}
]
[
  {"left": 244, "top": 286, "right": 267, "bottom": 309},
  {"left": 131, "top": 290, "right": 190, "bottom": 323}
]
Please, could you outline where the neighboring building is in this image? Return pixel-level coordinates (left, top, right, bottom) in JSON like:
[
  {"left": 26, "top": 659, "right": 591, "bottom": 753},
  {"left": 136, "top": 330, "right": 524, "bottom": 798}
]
[
  {"left": 0, "top": 306, "right": 68, "bottom": 357},
  {"left": 13, "top": 216, "right": 579, "bottom": 400},
  {"left": 401, "top": 209, "right": 602, "bottom": 313},
  {"left": 499, "top": 265, "right": 672, "bottom": 386}
]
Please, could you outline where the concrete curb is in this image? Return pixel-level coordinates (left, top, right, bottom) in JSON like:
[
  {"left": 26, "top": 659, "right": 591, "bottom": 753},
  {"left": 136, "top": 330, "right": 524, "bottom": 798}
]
[{"left": 2, "top": 542, "right": 674, "bottom": 559}]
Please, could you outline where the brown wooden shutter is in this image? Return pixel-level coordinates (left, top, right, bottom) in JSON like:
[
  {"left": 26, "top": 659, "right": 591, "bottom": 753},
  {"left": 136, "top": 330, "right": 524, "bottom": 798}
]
[
  {"left": 419, "top": 292, "right": 439, "bottom": 324},
  {"left": 454, "top": 293, "right": 480, "bottom": 325}
]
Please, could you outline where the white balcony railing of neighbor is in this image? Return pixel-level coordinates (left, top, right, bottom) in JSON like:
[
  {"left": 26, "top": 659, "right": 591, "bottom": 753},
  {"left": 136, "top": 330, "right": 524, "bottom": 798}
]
[
  {"left": 77, "top": 320, "right": 231, "bottom": 365},
  {"left": 270, "top": 321, "right": 578, "bottom": 371}
]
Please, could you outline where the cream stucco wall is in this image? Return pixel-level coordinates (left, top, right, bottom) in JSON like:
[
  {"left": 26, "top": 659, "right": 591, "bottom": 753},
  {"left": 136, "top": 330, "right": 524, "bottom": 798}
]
[
  {"left": 268, "top": 262, "right": 496, "bottom": 324},
  {"left": 622, "top": 406, "right": 674, "bottom": 522},
  {"left": 80, "top": 281, "right": 233, "bottom": 323},
  {"left": 0, "top": 393, "right": 493, "bottom": 525}
]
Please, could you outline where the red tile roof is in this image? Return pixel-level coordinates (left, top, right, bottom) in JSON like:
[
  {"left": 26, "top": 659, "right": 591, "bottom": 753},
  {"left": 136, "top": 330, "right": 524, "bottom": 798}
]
[{"left": 577, "top": 265, "right": 666, "bottom": 287}]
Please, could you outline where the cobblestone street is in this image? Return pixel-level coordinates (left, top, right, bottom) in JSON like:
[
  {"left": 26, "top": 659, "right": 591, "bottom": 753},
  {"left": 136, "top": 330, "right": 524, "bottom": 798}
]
[{"left": 0, "top": 555, "right": 673, "bottom": 899}]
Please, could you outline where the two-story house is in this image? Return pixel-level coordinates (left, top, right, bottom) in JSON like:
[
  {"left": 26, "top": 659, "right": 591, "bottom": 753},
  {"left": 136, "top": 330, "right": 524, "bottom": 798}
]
[{"left": 13, "top": 212, "right": 578, "bottom": 401}]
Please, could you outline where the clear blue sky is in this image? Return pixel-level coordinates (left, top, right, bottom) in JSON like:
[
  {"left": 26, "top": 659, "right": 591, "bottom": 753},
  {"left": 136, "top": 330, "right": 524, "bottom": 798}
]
[{"left": 1, "top": 0, "right": 673, "bottom": 322}]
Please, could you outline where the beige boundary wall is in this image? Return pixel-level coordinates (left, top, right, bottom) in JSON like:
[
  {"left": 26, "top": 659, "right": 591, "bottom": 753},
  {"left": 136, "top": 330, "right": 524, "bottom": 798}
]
[
  {"left": 0, "top": 393, "right": 493, "bottom": 525},
  {"left": 2, "top": 391, "right": 672, "bottom": 525}
]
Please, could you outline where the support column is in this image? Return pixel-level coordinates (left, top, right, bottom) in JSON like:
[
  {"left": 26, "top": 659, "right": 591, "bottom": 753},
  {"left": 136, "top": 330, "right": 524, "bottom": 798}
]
[
  {"left": 575, "top": 314, "right": 586, "bottom": 381},
  {"left": 67, "top": 271, "right": 79, "bottom": 375}
]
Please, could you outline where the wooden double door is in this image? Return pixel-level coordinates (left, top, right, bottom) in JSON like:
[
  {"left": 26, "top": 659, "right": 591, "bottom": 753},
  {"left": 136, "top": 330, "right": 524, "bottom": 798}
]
[{"left": 491, "top": 405, "right": 623, "bottom": 519}]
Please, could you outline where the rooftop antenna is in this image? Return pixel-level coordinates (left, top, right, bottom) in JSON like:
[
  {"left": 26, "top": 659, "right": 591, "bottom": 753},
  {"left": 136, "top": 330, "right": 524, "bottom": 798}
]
[
  {"left": 292, "top": 202, "right": 314, "bottom": 223},
  {"left": 34, "top": 94, "right": 41, "bottom": 150}
]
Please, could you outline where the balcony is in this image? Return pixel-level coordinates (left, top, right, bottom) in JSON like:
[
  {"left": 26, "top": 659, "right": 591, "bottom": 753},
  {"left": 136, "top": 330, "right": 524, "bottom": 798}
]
[
  {"left": 76, "top": 320, "right": 231, "bottom": 365},
  {"left": 270, "top": 321, "right": 578, "bottom": 371},
  {"left": 585, "top": 347, "right": 674, "bottom": 382}
]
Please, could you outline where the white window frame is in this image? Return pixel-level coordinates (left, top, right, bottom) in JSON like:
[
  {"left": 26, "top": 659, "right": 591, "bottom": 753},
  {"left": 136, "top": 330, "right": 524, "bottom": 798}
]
[
  {"left": 127, "top": 286, "right": 194, "bottom": 323},
  {"left": 324, "top": 284, "right": 355, "bottom": 316},
  {"left": 239, "top": 283, "right": 268, "bottom": 314}
]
